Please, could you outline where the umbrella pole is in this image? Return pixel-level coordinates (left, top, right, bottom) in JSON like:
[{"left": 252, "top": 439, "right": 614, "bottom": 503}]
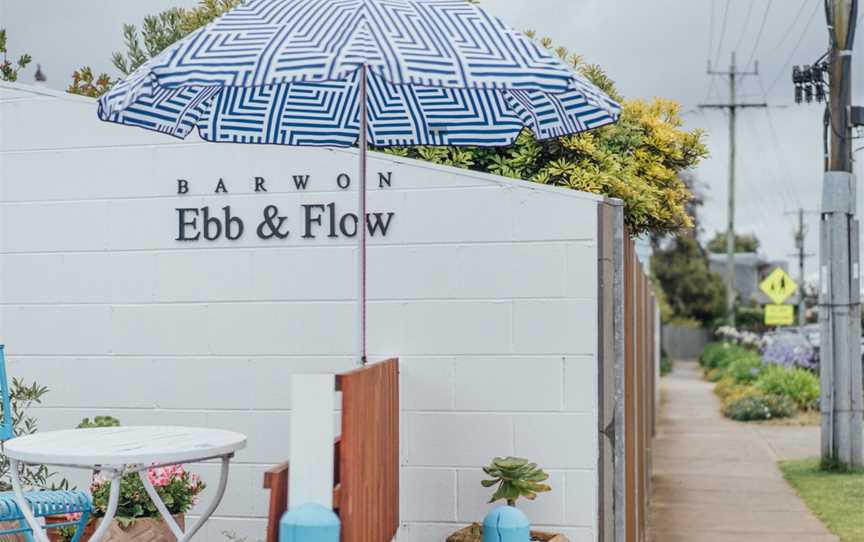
[{"left": 358, "top": 66, "right": 368, "bottom": 366}]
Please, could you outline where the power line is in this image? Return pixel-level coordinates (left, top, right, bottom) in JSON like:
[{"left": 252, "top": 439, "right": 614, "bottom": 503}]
[
  {"left": 767, "top": 0, "right": 821, "bottom": 95},
  {"left": 764, "top": 0, "right": 810, "bottom": 61},
  {"left": 745, "top": 0, "right": 774, "bottom": 68},
  {"left": 708, "top": 0, "right": 717, "bottom": 65},
  {"left": 756, "top": 74, "right": 803, "bottom": 208},
  {"left": 713, "top": 0, "right": 732, "bottom": 67},
  {"left": 733, "top": 1, "right": 757, "bottom": 54},
  {"left": 745, "top": 111, "right": 799, "bottom": 217}
]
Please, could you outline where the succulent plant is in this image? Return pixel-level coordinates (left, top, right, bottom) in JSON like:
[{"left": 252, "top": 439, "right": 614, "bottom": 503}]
[{"left": 481, "top": 456, "right": 551, "bottom": 507}]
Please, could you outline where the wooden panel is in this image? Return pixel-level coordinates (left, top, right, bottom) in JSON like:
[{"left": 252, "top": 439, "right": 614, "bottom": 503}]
[
  {"left": 633, "top": 257, "right": 645, "bottom": 542},
  {"left": 620, "top": 233, "right": 659, "bottom": 542},
  {"left": 263, "top": 462, "right": 290, "bottom": 542},
  {"left": 623, "top": 238, "right": 636, "bottom": 542},
  {"left": 339, "top": 358, "right": 400, "bottom": 542}
]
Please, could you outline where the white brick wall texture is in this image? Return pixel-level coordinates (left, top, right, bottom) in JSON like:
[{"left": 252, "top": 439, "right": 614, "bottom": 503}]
[{"left": 0, "top": 83, "right": 601, "bottom": 542}]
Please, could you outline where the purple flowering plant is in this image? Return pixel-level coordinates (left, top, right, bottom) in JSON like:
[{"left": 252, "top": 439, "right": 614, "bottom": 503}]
[{"left": 760, "top": 335, "right": 817, "bottom": 371}]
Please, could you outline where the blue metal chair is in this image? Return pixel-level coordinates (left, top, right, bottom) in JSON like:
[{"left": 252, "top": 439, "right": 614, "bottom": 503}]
[{"left": 0, "top": 345, "right": 92, "bottom": 542}]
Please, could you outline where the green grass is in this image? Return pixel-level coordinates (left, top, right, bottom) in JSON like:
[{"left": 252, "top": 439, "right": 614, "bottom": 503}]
[{"left": 779, "top": 458, "right": 864, "bottom": 542}]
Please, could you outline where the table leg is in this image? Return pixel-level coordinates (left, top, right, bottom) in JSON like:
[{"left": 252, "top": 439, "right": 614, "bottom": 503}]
[
  {"left": 9, "top": 459, "right": 50, "bottom": 542},
  {"left": 138, "top": 455, "right": 231, "bottom": 542},
  {"left": 87, "top": 468, "right": 123, "bottom": 542}
]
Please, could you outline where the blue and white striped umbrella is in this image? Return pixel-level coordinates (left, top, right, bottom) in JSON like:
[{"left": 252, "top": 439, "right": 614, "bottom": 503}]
[
  {"left": 97, "top": 0, "right": 620, "bottom": 146},
  {"left": 97, "top": 0, "right": 621, "bottom": 362}
]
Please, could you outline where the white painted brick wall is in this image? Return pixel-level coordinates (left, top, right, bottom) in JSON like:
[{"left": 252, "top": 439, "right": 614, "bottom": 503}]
[{"left": 0, "top": 84, "right": 602, "bottom": 541}]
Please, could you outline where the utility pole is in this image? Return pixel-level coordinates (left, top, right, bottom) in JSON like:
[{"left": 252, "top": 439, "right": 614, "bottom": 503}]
[
  {"left": 701, "top": 52, "right": 766, "bottom": 326},
  {"left": 787, "top": 208, "right": 816, "bottom": 327},
  {"left": 820, "top": 0, "right": 862, "bottom": 470}
]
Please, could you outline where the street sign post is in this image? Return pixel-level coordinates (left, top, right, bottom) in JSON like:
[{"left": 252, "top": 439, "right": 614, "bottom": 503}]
[{"left": 760, "top": 267, "right": 799, "bottom": 327}]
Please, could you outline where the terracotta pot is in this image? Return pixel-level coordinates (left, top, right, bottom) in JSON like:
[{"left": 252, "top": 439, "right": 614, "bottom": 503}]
[
  {"left": 45, "top": 515, "right": 184, "bottom": 542},
  {"left": 447, "top": 523, "right": 569, "bottom": 542}
]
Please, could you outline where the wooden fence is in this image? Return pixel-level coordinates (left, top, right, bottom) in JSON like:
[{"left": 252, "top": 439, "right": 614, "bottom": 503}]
[
  {"left": 623, "top": 234, "right": 657, "bottom": 542},
  {"left": 597, "top": 202, "right": 658, "bottom": 542}
]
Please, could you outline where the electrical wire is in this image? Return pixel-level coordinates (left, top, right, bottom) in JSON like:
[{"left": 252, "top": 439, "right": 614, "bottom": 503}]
[
  {"left": 733, "top": 1, "right": 757, "bottom": 54},
  {"left": 708, "top": 0, "right": 717, "bottom": 66},
  {"left": 765, "top": 0, "right": 810, "bottom": 58},
  {"left": 749, "top": 109, "right": 797, "bottom": 211},
  {"left": 714, "top": 0, "right": 732, "bottom": 67},
  {"left": 755, "top": 74, "right": 803, "bottom": 208},
  {"left": 745, "top": 0, "right": 774, "bottom": 68},
  {"left": 767, "top": 0, "right": 821, "bottom": 95},
  {"left": 703, "top": 0, "right": 720, "bottom": 104}
]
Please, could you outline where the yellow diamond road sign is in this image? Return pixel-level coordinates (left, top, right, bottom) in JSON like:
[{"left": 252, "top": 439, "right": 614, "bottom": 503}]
[{"left": 759, "top": 267, "right": 798, "bottom": 305}]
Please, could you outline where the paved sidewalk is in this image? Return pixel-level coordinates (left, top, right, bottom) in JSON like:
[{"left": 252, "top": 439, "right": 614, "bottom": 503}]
[{"left": 648, "top": 360, "right": 838, "bottom": 542}]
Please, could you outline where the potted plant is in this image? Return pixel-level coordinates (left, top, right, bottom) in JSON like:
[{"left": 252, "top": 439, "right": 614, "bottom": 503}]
[
  {"left": 448, "top": 457, "right": 567, "bottom": 542},
  {"left": 51, "top": 464, "right": 205, "bottom": 542},
  {"left": 48, "top": 417, "right": 205, "bottom": 542}
]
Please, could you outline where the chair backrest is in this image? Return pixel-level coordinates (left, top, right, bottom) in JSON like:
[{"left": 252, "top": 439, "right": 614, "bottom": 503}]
[{"left": 0, "top": 345, "right": 14, "bottom": 441}]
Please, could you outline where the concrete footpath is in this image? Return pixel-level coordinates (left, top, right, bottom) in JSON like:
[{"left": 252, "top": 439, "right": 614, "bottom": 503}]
[{"left": 648, "top": 360, "right": 838, "bottom": 542}]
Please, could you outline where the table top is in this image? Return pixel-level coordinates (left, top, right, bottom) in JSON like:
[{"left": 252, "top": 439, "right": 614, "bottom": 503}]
[{"left": 3, "top": 426, "right": 247, "bottom": 466}]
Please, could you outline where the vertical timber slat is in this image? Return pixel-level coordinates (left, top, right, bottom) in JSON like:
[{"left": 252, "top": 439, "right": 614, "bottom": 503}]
[
  {"left": 616, "top": 228, "right": 658, "bottom": 542},
  {"left": 339, "top": 358, "right": 400, "bottom": 542},
  {"left": 623, "top": 236, "right": 636, "bottom": 542}
]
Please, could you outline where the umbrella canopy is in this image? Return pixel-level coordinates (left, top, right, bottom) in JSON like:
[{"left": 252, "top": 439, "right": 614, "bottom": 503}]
[
  {"left": 97, "top": 0, "right": 620, "bottom": 146},
  {"left": 97, "top": 0, "right": 621, "bottom": 362}
]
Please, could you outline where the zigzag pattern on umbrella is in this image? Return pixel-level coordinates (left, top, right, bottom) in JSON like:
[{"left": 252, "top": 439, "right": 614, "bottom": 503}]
[
  {"left": 100, "top": 70, "right": 617, "bottom": 146},
  {"left": 97, "top": 0, "right": 621, "bottom": 146},
  {"left": 149, "top": 0, "right": 580, "bottom": 90}
]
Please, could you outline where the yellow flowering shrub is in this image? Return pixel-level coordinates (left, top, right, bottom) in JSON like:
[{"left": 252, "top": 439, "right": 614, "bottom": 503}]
[{"left": 387, "top": 38, "right": 708, "bottom": 237}]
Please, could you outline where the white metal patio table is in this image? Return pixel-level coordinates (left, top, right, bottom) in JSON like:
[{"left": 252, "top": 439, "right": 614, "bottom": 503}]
[{"left": 3, "top": 426, "right": 247, "bottom": 542}]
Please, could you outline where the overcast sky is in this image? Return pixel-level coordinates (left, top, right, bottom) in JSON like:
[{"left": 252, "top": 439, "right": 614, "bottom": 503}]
[{"left": 2, "top": 0, "right": 863, "bottom": 281}]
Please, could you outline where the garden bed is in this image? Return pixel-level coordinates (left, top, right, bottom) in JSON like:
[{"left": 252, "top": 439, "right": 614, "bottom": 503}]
[{"left": 699, "top": 337, "right": 819, "bottom": 422}]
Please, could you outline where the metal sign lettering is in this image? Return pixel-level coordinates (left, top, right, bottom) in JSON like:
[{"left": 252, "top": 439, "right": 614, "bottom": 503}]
[{"left": 173, "top": 173, "right": 396, "bottom": 242}]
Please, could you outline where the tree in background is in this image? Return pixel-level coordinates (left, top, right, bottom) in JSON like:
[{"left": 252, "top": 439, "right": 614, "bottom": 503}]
[
  {"left": 67, "top": 0, "right": 240, "bottom": 96},
  {"left": 0, "top": 30, "right": 32, "bottom": 82},
  {"left": 706, "top": 231, "right": 760, "bottom": 253},
  {"left": 652, "top": 235, "right": 726, "bottom": 326}
]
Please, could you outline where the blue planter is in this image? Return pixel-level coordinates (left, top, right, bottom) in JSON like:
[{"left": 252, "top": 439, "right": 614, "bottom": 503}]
[
  {"left": 279, "top": 503, "right": 340, "bottom": 542},
  {"left": 482, "top": 505, "right": 530, "bottom": 542}
]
